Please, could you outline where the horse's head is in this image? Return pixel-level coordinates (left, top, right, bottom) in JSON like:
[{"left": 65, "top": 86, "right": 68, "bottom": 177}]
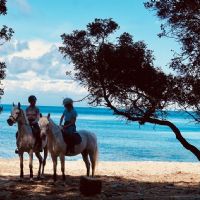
[
  {"left": 38, "top": 113, "right": 51, "bottom": 139},
  {"left": 7, "top": 103, "right": 22, "bottom": 126}
]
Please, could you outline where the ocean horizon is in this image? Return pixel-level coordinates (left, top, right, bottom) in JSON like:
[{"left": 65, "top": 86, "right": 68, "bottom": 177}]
[{"left": 0, "top": 104, "right": 199, "bottom": 162}]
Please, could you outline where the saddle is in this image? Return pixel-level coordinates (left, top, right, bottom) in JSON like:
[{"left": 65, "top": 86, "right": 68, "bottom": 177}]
[{"left": 61, "top": 130, "right": 82, "bottom": 154}]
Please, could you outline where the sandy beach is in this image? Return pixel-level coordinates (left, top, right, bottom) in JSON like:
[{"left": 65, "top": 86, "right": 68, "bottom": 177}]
[{"left": 0, "top": 159, "right": 200, "bottom": 199}]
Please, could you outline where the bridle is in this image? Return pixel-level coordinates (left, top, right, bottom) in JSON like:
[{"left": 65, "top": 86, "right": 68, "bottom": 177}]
[
  {"left": 9, "top": 111, "right": 20, "bottom": 123},
  {"left": 40, "top": 123, "right": 49, "bottom": 141},
  {"left": 9, "top": 109, "right": 29, "bottom": 125}
]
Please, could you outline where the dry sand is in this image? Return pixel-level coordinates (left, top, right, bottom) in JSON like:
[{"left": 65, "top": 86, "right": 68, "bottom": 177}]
[{"left": 0, "top": 158, "right": 200, "bottom": 199}]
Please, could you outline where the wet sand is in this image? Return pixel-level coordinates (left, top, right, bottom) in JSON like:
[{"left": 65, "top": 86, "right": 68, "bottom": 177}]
[{"left": 0, "top": 159, "right": 200, "bottom": 199}]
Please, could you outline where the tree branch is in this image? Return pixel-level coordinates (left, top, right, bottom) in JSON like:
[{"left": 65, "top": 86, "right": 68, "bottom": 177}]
[{"left": 103, "top": 91, "right": 200, "bottom": 161}]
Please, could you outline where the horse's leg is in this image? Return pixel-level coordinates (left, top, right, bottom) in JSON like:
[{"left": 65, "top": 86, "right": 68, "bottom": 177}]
[
  {"left": 29, "top": 150, "right": 34, "bottom": 180},
  {"left": 89, "top": 149, "right": 97, "bottom": 177},
  {"left": 51, "top": 155, "right": 57, "bottom": 182},
  {"left": 19, "top": 152, "right": 24, "bottom": 179},
  {"left": 81, "top": 150, "right": 90, "bottom": 176},
  {"left": 59, "top": 154, "right": 65, "bottom": 182},
  {"left": 41, "top": 145, "right": 48, "bottom": 178},
  {"left": 35, "top": 152, "right": 43, "bottom": 179}
]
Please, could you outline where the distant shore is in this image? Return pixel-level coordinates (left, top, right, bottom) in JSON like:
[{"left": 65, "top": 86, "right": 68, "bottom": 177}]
[{"left": 0, "top": 159, "right": 200, "bottom": 199}]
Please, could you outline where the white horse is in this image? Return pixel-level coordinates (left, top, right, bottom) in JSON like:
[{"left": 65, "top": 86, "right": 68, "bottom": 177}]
[
  {"left": 7, "top": 103, "right": 48, "bottom": 180},
  {"left": 38, "top": 114, "right": 98, "bottom": 182}
]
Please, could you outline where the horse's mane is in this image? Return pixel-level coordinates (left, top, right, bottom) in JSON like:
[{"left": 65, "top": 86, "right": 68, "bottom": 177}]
[
  {"left": 49, "top": 118, "right": 59, "bottom": 129},
  {"left": 21, "top": 109, "right": 29, "bottom": 125},
  {"left": 48, "top": 118, "right": 62, "bottom": 138},
  {"left": 15, "top": 107, "right": 29, "bottom": 125}
]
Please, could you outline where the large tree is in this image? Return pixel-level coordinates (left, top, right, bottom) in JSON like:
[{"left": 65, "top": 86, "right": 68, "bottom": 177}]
[
  {"left": 59, "top": 18, "right": 200, "bottom": 161},
  {"left": 0, "top": 0, "right": 14, "bottom": 111},
  {"left": 145, "top": 0, "right": 200, "bottom": 122}
]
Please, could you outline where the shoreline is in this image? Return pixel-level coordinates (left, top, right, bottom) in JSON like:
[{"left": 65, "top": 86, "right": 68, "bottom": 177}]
[
  {"left": 1, "top": 157, "right": 199, "bottom": 163},
  {"left": 1, "top": 158, "right": 200, "bottom": 164}
]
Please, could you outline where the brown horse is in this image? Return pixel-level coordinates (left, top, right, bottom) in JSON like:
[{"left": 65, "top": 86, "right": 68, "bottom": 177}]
[{"left": 7, "top": 103, "right": 48, "bottom": 180}]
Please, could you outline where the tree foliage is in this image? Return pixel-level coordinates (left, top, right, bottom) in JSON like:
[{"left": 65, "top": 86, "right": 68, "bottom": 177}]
[
  {"left": 0, "top": 0, "right": 6, "bottom": 15},
  {"left": 60, "top": 19, "right": 174, "bottom": 121},
  {"left": 0, "top": 0, "right": 14, "bottom": 111},
  {"left": 145, "top": 0, "right": 200, "bottom": 122},
  {"left": 145, "top": 0, "right": 200, "bottom": 76},
  {"left": 60, "top": 18, "right": 200, "bottom": 160}
]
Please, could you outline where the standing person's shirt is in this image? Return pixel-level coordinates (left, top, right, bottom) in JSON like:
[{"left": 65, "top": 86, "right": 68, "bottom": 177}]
[
  {"left": 26, "top": 106, "right": 40, "bottom": 124},
  {"left": 63, "top": 108, "right": 77, "bottom": 134}
]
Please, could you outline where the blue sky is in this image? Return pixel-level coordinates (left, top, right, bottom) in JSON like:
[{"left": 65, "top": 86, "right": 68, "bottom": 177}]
[{"left": 0, "top": 0, "right": 179, "bottom": 106}]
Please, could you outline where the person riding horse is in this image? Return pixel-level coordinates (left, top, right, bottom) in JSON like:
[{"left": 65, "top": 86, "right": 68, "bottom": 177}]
[
  {"left": 15, "top": 95, "right": 42, "bottom": 153},
  {"left": 60, "top": 98, "right": 78, "bottom": 153}
]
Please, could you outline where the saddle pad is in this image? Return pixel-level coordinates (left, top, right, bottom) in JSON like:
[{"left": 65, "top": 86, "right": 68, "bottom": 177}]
[{"left": 62, "top": 131, "right": 82, "bottom": 146}]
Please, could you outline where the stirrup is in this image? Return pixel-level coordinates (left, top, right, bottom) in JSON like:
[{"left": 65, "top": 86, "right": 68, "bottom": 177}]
[{"left": 15, "top": 149, "right": 19, "bottom": 154}]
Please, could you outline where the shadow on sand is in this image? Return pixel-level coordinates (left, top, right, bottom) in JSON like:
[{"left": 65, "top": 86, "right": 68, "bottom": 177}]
[{"left": 0, "top": 174, "right": 200, "bottom": 200}]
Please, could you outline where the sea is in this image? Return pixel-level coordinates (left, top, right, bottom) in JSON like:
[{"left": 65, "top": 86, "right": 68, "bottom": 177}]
[{"left": 0, "top": 104, "right": 199, "bottom": 162}]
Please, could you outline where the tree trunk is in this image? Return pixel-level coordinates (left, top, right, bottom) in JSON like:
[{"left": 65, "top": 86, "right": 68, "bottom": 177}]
[{"left": 146, "top": 118, "right": 200, "bottom": 161}]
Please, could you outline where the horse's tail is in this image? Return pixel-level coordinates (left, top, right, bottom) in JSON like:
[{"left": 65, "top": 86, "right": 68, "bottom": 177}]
[{"left": 94, "top": 143, "right": 99, "bottom": 166}]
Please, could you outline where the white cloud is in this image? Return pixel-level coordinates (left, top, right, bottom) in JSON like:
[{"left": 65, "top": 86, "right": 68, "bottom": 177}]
[
  {"left": 0, "top": 40, "right": 29, "bottom": 56},
  {"left": 4, "top": 78, "right": 86, "bottom": 94},
  {"left": 2, "top": 39, "right": 70, "bottom": 79},
  {"left": 1, "top": 39, "right": 88, "bottom": 106},
  {"left": 2, "top": 78, "right": 88, "bottom": 106},
  {"left": 7, "top": 40, "right": 52, "bottom": 60}
]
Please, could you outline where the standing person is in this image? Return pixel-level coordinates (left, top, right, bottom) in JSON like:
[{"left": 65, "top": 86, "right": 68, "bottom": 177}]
[
  {"left": 15, "top": 95, "right": 42, "bottom": 153},
  {"left": 60, "top": 98, "right": 78, "bottom": 153}
]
